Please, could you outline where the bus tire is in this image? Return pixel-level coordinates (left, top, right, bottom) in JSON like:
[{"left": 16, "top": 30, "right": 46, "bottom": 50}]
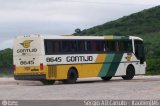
[
  {"left": 40, "top": 80, "right": 55, "bottom": 85},
  {"left": 63, "top": 68, "right": 78, "bottom": 84},
  {"left": 101, "top": 76, "right": 112, "bottom": 81},
  {"left": 122, "top": 65, "right": 135, "bottom": 80}
]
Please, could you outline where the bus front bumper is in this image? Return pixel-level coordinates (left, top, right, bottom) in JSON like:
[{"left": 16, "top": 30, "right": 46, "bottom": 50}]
[{"left": 14, "top": 74, "right": 46, "bottom": 80}]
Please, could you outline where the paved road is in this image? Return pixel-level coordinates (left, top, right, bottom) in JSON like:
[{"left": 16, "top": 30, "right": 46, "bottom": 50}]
[{"left": 0, "top": 76, "right": 160, "bottom": 100}]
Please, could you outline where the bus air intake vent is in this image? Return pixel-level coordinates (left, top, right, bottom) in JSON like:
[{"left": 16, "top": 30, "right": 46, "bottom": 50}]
[{"left": 48, "top": 66, "right": 57, "bottom": 78}]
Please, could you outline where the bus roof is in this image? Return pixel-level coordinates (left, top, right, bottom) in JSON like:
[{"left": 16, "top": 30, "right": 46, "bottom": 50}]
[{"left": 16, "top": 34, "right": 143, "bottom": 41}]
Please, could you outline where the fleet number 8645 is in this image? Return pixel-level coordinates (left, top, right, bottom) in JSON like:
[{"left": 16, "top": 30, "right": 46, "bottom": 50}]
[{"left": 46, "top": 57, "right": 62, "bottom": 62}]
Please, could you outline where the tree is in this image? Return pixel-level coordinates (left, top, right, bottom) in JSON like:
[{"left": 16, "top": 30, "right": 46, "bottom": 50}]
[{"left": 75, "top": 28, "right": 81, "bottom": 34}]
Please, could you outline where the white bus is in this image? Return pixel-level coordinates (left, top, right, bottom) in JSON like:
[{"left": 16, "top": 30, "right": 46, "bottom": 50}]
[{"left": 13, "top": 35, "right": 146, "bottom": 84}]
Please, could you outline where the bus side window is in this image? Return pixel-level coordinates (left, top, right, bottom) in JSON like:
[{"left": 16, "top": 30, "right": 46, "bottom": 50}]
[
  {"left": 45, "top": 40, "right": 61, "bottom": 54},
  {"left": 96, "top": 40, "right": 105, "bottom": 52},
  {"left": 85, "top": 41, "right": 91, "bottom": 52},
  {"left": 118, "top": 41, "right": 124, "bottom": 52},
  {"left": 85, "top": 40, "right": 105, "bottom": 53},
  {"left": 91, "top": 41, "right": 97, "bottom": 51},
  {"left": 53, "top": 41, "right": 60, "bottom": 53},
  {"left": 61, "top": 41, "right": 69, "bottom": 52},
  {"left": 69, "top": 40, "right": 77, "bottom": 52},
  {"left": 134, "top": 40, "right": 145, "bottom": 64},
  {"left": 124, "top": 41, "right": 132, "bottom": 52},
  {"left": 77, "top": 40, "right": 85, "bottom": 52},
  {"left": 61, "top": 40, "right": 77, "bottom": 53},
  {"left": 118, "top": 40, "right": 132, "bottom": 52},
  {"left": 105, "top": 41, "right": 109, "bottom": 52},
  {"left": 135, "top": 40, "right": 142, "bottom": 59},
  {"left": 107, "top": 41, "right": 116, "bottom": 52},
  {"left": 45, "top": 40, "right": 53, "bottom": 54}
]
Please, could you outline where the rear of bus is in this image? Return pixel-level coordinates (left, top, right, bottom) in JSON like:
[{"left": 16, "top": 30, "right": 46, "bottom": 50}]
[{"left": 13, "top": 35, "right": 46, "bottom": 80}]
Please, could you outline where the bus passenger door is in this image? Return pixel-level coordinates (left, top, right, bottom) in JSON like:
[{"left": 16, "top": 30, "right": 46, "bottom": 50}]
[
  {"left": 138, "top": 44, "right": 146, "bottom": 74},
  {"left": 135, "top": 41, "right": 146, "bottom": 74}
]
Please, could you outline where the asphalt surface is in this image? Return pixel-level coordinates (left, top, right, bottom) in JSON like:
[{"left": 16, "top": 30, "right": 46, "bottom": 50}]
[{"left": 0, "top": 76, "right": 160, "bottom": 101}]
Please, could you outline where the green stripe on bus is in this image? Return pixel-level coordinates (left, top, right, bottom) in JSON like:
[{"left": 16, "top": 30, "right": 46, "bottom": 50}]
[
  {"left": 106, "top": 53, "right": 123, "bottom": 77},
  {"left": 98, "top": 54, "right": 115, "bottom": 77},
  {"left": 113, "top": 36, "right": 129, "bottom": 40},
  {"left": 113, "top": 36, "right": 122, "bottom": 39}
]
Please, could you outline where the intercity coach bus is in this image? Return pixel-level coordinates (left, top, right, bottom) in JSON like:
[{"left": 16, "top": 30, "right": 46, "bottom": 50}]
[{"left": 13, "top": 35, "right": 146, "bottom": 85}]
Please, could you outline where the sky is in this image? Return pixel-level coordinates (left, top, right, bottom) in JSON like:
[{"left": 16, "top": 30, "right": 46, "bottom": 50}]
[{"left": 0, "top": 0, "right": 160, "bottom": 50}]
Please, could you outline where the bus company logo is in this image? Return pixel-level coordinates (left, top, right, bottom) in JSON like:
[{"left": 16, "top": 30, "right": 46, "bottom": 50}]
[
  {"left": 125, "top": 53, "right": 132, "bottom": 61},
  {"left": 24, "top": 67, "right": 30, "bottom": 71},
  {"left": 20, "top": 40, "right": 33, "bottom": 48}
]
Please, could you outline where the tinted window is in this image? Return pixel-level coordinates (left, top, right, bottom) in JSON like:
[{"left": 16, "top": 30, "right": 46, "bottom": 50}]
[
  {"left": 118, "top": 41, "right": 125, "bottom": 51},
  {"left": 85, "top": 41, "right": 91, "bottom": 52},
  {"left": 106, "top": 41, "right": 117, "bottom": 52},
  {"left": 124, "top": 41, "right": 132, "bottom": 52},
  {"left": 96, "top": 40, "right": 105, "bottom": 52},
  {"left": 84, "top": 40, "right": 105, "bottom": 52},
  {"left": 45, "top": 40, "right": 61, "bottom": 55},
  {"left": 118, "top": 41, "right": 132, "bottom": 52},
  {"left": 45, "top": 39, "right": 133, "bottom": 54},
  {"left": 77, "top": 40, "right": 85, "bottom": 52},
  {"left": 61, "top": 40, "right": 77, "bottom": 52},
  {"left": 134, "top": 40, "right": 144, "bottom": 60}
]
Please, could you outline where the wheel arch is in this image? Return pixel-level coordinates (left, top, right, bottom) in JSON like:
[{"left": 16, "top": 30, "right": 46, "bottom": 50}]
[
  {"left": 68, "top": 66, "right": 79, "bottom": 78},
  {"left": 122, "top": 64, "right": 135, "bottom": 80},
  {"left": 127, "top": 64, "right": 135, "bottom": 72},
  {"left": 125, "top": 64, "right": 135, "bottom": 76}
]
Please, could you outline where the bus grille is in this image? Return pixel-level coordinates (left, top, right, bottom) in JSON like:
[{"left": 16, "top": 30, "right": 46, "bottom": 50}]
[{"left": 48, "top": 66, "right": 57, "bottom": 78}]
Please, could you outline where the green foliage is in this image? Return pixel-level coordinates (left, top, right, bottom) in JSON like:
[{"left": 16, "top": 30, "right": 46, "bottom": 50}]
[
  {"left": 74, "top": 5, "right": 160, "bottom": 75},
  {"left": 140, "top": 32, "right": 160, "bottom": 56},
  {"left": 0, "top": 48, "right": 13, "bottom": 76},
  {"left": 74, "top": 6, "right": 160, "bottom": 37},
  {"left": 146, "top": 57, "right": 160, "bottom": 75},
  {"left": 0, "top": 48, "right": 13, "bottom": 68}
]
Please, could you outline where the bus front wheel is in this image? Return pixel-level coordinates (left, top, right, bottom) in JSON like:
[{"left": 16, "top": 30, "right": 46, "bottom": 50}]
[
  {"left": 63, "top": 68, "right": 78, "bottom": 84},
  {"left": 122, "top": 65, "right": 135, "bottom": 80}
]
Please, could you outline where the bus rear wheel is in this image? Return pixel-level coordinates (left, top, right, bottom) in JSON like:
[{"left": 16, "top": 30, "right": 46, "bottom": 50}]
[
  {"left": 101, "top": 76, "right": 112, "bottom": 81},
  {"left": 122, "top": 65, "right": 135, "bottom": 80},
  {"left": 63, "top": 68, "right": 78, "bottom": 84},
  {"left": 40, "top": 80, "right": 55, "bottom": 85}
]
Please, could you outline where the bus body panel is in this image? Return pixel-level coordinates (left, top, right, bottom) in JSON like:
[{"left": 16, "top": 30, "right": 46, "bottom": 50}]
[
  {"left": 13, "top": 36, "right": 46, "bottom": 77},
  {"left": 13, "top": 35, "right": 146, "bottom": 81},
  {"left": 44, "top": 53, "right": 146, "bottom": 80}
]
